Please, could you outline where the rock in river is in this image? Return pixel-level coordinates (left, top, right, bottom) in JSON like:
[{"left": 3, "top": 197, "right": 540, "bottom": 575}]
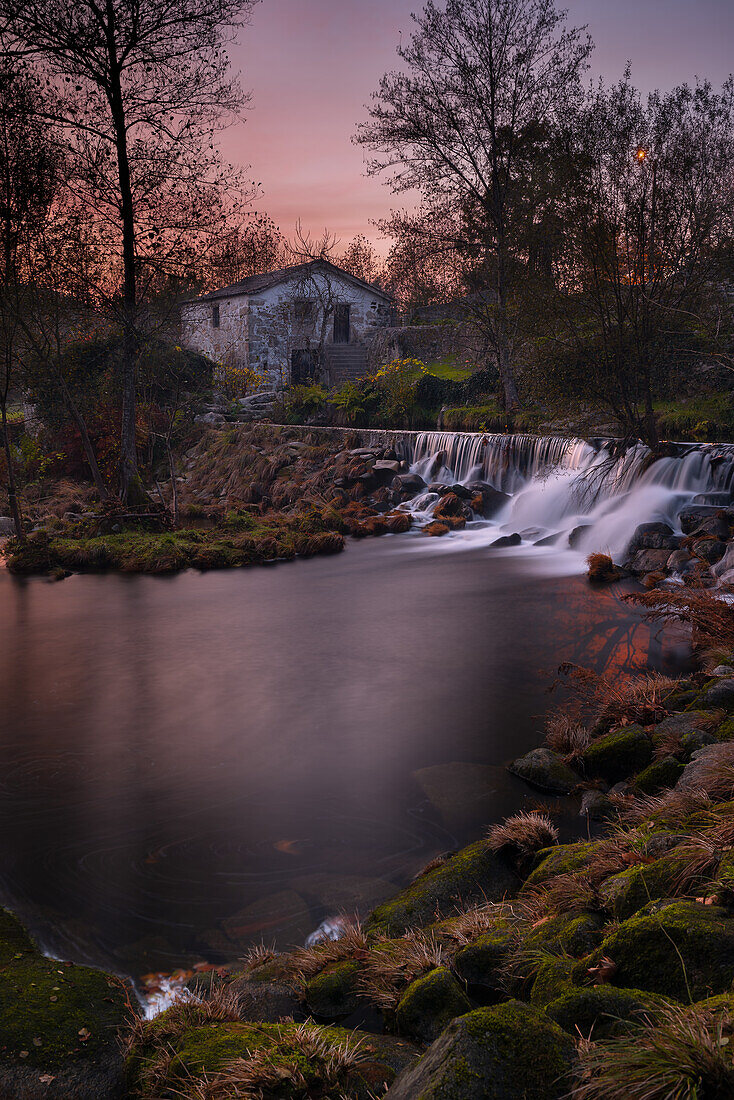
[{"left": 508, "top": 747, "right": 581, "bottom": 794}]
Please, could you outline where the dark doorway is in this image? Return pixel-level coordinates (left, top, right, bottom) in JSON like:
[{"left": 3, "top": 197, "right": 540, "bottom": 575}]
[
  {"left": 333, "top": 303, "right": 350, "bottom": 344},
  {"left": 291, "top": 349, "right": 319, "bottom": 385}
]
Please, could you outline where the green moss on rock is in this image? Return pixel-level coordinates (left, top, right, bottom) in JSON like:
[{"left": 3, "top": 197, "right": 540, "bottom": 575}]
[
  {"left": 634, "top": 755, "right": 685, "bottom": 794},
  {"left": 0, "top": 907, "right": 39, "bottom": 965},
  {"left": 589, "top": 901, "right": 734, "bottom": 1001},
  {"left": 599, "top": 851, "right": 699, "bottom": 920},
  {"left": 366, "top": 840, "right": 519, "bottom": 936},
  {"left": 546, "top": 985, "right": 668, "bottom": 1039},
  {"left": 305, "top": 959, "right": 361, "bottom": 1020},
  {"left": 454, "top": 929, "right": 514, "bottom": 991},
  {"left": 396, "top": 968, "right": 472, "bottom": 1044},
  {"left": 529, "top": 956, "right": 577, "bottom": 1007},
  {"left": 523, "top": 912, "right": 605, "bottom": 957},
  {"left": 581, "top": 725, "right": 653, "bottom": 783},
  {"left": 384, "top": 1001, "right": 576, "bottom": 1099},
  {"left": 0, "top": 955, "right": 132, "bottom": 1099},
  {"left": 507, "top": 748, "right": 581, "bottom": 794},
  {"left": 522, "top": 843, "right": 601, "bottom": 890}
]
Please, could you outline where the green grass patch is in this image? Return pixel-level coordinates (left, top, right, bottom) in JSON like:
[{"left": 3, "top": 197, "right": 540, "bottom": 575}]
[
  {"left": 442, "top": 403, "right": 542, "bottom": 433},
  {"left": 655, "top": 392, "right": 734, "bottom": 442}
]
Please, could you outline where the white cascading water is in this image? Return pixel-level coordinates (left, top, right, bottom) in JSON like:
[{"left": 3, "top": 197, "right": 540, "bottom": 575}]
[{"left": 391, "top": 431, "right": 734, "bottom": 568}]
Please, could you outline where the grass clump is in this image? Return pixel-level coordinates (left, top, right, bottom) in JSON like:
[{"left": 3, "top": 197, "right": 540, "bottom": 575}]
[{"left": 572, "top": 1002, "right": 734, "bottom": 1099}]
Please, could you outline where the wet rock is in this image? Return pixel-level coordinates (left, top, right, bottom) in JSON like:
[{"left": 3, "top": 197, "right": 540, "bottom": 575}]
[
  {"left": 546, "top": 986, "right": 667, "bottom": 1040},
  {"left": 395, "top": 967, "right": 472, "bottom": 1044},
  {"left": 391, "top": 473, "right": 426, "bottom": 495},
  {"left": 465, "top": 481, "right": 510, "bottom": 518},
  {"left": 423, "top": 521, "right": 450, "bottom": 537},
  {"left": 680, "top": 505, "right": 730, "bottom": 535},
  {"left": 535, "top": 532, "right": 562, "bottom": 547},
  {"left": 627, "top": 521, "right": 680, "bottom": 554},
  {"left": 366, "top": 840, "right": 519, "bottom": 937},
  {"left": 568, "top": 525, "right": 590, "bottom": 548},
  {"left": 697, "top": 679, "right": 734, "bottom": 712},
  {"left": 524, "top": 843, "right": 601, "bottom": 889},
  {"left": 433, "top": 492, "right": 464, "bottom": 519},
  {"left": 579, "top": 789, "right": 614, "bottom": 819},
  {"left": 713, "top": 665, "right": 734, "bottom": 677},
  {"left": 384, "top": 512, "right": 412, "bottom": 534},
  {"left": 633, "top": 755, "right": 684, "bottom": 794},
  {"left": 384, "top": 1001, "right": 576, "bottom": 1100},
  {"left": 714, "top": 543, "right": 734, "bottom": 584},
  {"left": 626, "top": 548, "right": 673, "bottom": 575},
  {"left": 693, "top": 538, "right": 727, "bottom": 564},
  {"left": 667, "top": 548, "right": 694, "bottom": 573},
  {"left": 305, "top": 960, "right": 361, "bottom": 1020},
  {"left": 226, "top": 976, "right": 307, "bottom": 1023},
  {"left": 0, "top": 911, "right": 134, "bottom": 1100},
  {"left": 588, "top": 900, "right": 734, "bottom": 1001},
  {"left": 581, "top": 725, "right": 652, "bottom": 783},
  {"left": 491, "top": 532, "right": 522, "bottom": 548},
  {"left": 508, "top": 747, "right": 581, "bottom": 794},
  {"left": 454, "top": 926, "right": 515, "bottom": 992}
]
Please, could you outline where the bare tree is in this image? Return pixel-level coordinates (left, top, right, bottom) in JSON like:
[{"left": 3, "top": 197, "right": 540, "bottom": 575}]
[
  {"left": 0, "top": 0, "right": 258, "bottom": 502},
  {"left": 356, "top": 0, "right": 592, "bottom": 409},
  {"left": 285, "top": 223, "right": 349, "bottom": 385}
]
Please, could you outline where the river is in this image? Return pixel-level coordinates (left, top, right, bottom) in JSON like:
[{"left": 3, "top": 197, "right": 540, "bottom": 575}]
[{"left": 0, "top": 536, "right": 688, "bottom": 982}]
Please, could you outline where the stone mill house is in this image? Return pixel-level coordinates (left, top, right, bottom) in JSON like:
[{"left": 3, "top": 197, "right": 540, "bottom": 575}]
[{"left": 180, "top": 259, "right": 393, "bottom": 391}]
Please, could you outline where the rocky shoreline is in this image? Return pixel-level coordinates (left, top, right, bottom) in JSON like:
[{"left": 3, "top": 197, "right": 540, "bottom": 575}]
[{"left": 4, "top": 589, "right": 734, "bottom": 1097}]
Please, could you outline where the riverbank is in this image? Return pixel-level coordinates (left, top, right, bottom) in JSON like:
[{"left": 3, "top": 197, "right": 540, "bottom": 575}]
[{"left": 2, "top": 580, "right": 734, "bottom": 1097}]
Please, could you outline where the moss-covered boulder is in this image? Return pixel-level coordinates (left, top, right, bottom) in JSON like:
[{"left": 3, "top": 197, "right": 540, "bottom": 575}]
[
  {"left": 396, "top": 968, "right": 472, "bottom": 1044},
  {"left": 0, "top": 954, "right": 133, "bottom": 1100},
  {"left": 633, "top": 755, "right": 685, "bottom": 794},
  {"left": 529, "top": 956, "right": 577, "bottom": 1007},
  {"left": 598, "top": 851, "right": 699, "bottom": 920},
  {"left": 546, "top": 985, "right": 667, "bottom": 1039},
  {"left": 696, "top": 679, "right": 734, "bottom": 712},
  {"left": 305, "top": 959, "right": 361, "bottom": 1020},
  {"left": 0, "top": 908, "right": 38, "bottom": 965},
  {"left": 523, "top": 912, "right": 605, "bottom": 958},
  {"left": 366, "top": 840, "right": 519, "bottom": 936},
  {"left": 130, "top": 1015, "right": 418, "bottom": 1099},
  {"left": 453, "top": 928, "right": 514, "bottom": 992},
  {"left": 581, "top": 725, "right": 652, "bottom": 783},
  {"left": 588, "top": 901, "right": 734, "bottom": 1001},
  {"left": 507, "top": 748, "right": 581, "bottom": 794},
  {"left": 196, "top": 972, "right": 307, "bottom": 1024},
  {"left": 384, "top": 1001, "right": 576, "bottom": 1099},
  {"left": 522, "top": 842, "right": 601, "bottom": 890}
]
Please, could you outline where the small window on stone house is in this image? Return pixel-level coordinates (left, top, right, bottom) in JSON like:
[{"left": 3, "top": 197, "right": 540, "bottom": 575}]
[
  {"left": 212, "top": 304, "right": 220, "bottom": 328},
  {"left": 294, "top": 299, "right": 316, "bottom": 324}
]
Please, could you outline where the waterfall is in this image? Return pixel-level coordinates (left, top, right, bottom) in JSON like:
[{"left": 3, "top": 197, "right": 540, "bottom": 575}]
[{"left": 394, "top": 431, "right": 734, "bottom": 564}]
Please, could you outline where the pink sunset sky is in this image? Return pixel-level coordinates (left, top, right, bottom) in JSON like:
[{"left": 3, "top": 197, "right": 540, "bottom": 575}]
[{"left": 226, "top": 0, "right": 734, "bottom": 254}]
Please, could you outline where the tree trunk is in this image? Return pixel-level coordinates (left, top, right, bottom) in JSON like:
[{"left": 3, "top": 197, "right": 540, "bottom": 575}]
[
  {"left": 108, "top": 50, "right": 143, "bottom": 504},
  {"left": 495, "top": 234, "right": 519, "bottom": 411},
  {"left": 1, "top": 403, "right": 24, "bottom": 541}
]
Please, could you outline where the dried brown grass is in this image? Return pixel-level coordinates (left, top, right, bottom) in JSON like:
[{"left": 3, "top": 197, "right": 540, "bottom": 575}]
[
  {"left": 286, "top": 922, "right": 368, "bottom": 988},
  {"left": 544, "top": 714, "right": 593, "bottom": 762},
  {"left": 626, "top": 587, "right": 734, "bottom": 653},
  {"left": 358, "top": 931, "right": 444, "bottom": 1010},
  {"left": 557, "top": 664, "right": 680, "bottom": 729},
  {"left": 487, "top": 811, "right": 559, "bottom": 858}
]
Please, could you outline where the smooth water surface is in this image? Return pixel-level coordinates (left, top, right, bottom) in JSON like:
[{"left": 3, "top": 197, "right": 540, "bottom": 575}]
[{"left": 0, "top": 539, "right": 688, "bottom": 979}]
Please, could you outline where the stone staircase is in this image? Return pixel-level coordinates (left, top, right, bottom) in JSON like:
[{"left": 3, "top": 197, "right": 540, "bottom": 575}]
[{"left": 324, "top": 344, "right": 369, "bottom": 385}]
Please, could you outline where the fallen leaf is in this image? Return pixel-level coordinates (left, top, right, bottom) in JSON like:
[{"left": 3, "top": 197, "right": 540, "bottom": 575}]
[
  {"left": 77, "top": 1028, "right": 91, "bottom": 1042},
  {"left": 39, "top": 1075, "right": 55, "bottom": 1083}
]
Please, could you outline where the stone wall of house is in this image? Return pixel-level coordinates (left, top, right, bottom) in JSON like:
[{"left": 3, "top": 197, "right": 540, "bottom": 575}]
[
  {"left": 181, "top": 272, "right": 392, "bottom": 388},
  {"left": 180, "top": 297, "right": 250, "bottom": 377}
]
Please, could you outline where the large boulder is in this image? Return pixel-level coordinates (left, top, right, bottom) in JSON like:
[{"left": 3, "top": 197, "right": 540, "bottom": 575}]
[
  {"left": 395, "top": 968, "right": 472, "bottom": 1044},
  {"left": 305, "top": 960, "right": 361, "bottom": 1020},
  {"left": 391, "top": 473, "right": 426, "bottom": 495},
  {"left": 581, "top": 725, "right": 653, "bottom": 783},
  {"left": 508, "top": 747, "right": 581, "bottom": 794},
  {"left": 465, "top": 482, "right": 509, "bottom": 518},
  {"left": 598, "top": 850, "right": 701, "bottom": 920},
  {"left": 413, "top": 763, "right": 505, "bottom": 833},
  {"left": 587, "top": 900, "right": 734, "bottom": 1001},
  {"left": 546, "top": 986, "right": 667, "bottom": 1040},
  {"left": 676, "top": 741, "right": 734, "bottom": 794},
  {"left": 384, "top": 1002, "right": 576, "bottom": 1100},
  {"left": 714, "top": 543, "right": 734, "bottom": 584},
  {"left": 695, "top": 679, "right": 734, "bottom": 713},
  {"left": 626, "top": 548, "right": 673, "bottom": 575},
  {"left": 366, "top": 840, "right": 519, "bottom": 937},
  {"left": 626, "top": 522, "right": 680, "bottom": 555},
  {"left": 523, "top": 842, "right": 602, "bottom": 890},
  {"left": 0, "top": 952, "right": 133, "bottom": 1100}
]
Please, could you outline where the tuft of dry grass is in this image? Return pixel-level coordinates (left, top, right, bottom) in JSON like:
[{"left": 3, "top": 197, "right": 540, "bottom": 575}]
[
  {"left": 440, "top": 901, "right": 521, "bottom": 947},
  {"left": 358, "top": 931, "right": 444, "bottom": 1011},
  {"left": 487, "top": 811, "right": 559, "bottom": 858},
  {"left": 612, "top": 788, "right": 715, "bottom": 829},
  {"left": 240, "top": 942, "right": 278, "bottom": 972},
  {"left": 571, "top": 1002, "right": 734, "bottom": 1100},
  {"left": 557, "top": 664, "right": 680, "bottom": 729},
  {"left": 626, "top": 587, "right": 734, "bottom": 654},
  {"left": 544, "top": 714, "right": 592, "bottom": 762},
  {"left": 285, "top": 921, "right": 368, "bottom": 989}
]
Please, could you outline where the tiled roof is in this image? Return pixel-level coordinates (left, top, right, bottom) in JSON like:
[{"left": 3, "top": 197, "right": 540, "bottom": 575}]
[{"left": 183, "top": 259, "right": 392, "bottom": 304}]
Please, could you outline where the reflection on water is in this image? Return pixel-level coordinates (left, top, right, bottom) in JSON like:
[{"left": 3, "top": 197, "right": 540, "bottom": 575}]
[{"left": 0, "top": 539, "right": 689, "bottom": 979}]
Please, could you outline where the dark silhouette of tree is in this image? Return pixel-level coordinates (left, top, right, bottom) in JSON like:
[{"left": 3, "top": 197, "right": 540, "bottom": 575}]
[
  {"left": 0, "top": 0, "right": 258, "bottom": 501},
  {"left": 356, "top": 0, "right": 592, "bottom": 409}
]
